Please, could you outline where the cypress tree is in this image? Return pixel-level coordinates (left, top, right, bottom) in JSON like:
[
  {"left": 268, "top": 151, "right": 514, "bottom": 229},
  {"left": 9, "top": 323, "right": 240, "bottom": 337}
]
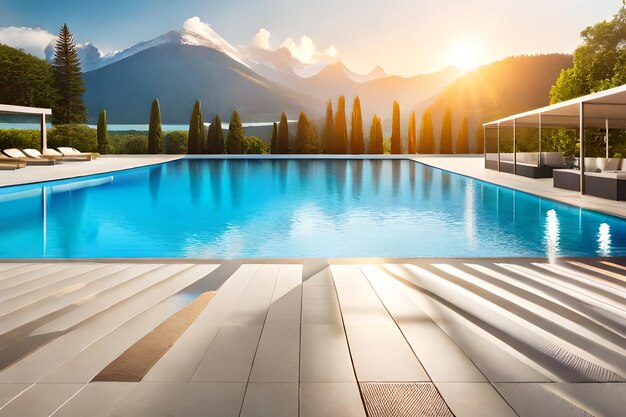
[
  {"left": 407, "top": 111, "right": 417, "bottom": 154},
  {"left": 207, "top": 113, "right": 224, "bottom": 154},
  {"left": 148, "top": 99, "right": 162, "bottom": 154},
  {"left": 322, "top": 100, "right": 335, "bottom": 153},
  {"left": 419, "top": 109, "right": 435, "bottom": 154},
  {"left": 440, "top": 107, "right": 453, "bottom": 154},
  {"left": 475, "top": 125, "right": 485, "bottom": 154},
  {"left": 334, "top": 96, "right": 348, "bottom": 154},
  {"left": 456, "top": 116, "right": 469, "bottom": 154},
  {"left": 369, "top": 114, "right": 383, "bottom": 154},
  {"left": 391, "top": 101, "right": 401, "bottom": 154},
  {"left": 295, "top": 111, "right": 311, "bottom": 154},
  {"left": 96, "top": 109, "right": 107, "bottom": 154},
  {"left": 52, "top": 23, "right": 87, "bottom": 124},
  {"left": 227, "top": 111, "right": 245, "bottom": 154},
  {"left": 349, "top": 96, "right": 364, "bottom": 154},
  {"left": 187, "top": 100, "right": 203, "bottom": 154},
  {"left": 271, "top": 121, "right": 278, "bottom": 154},
  {"left": 278, "top": 112, "right": 289, "bottom": 153}
]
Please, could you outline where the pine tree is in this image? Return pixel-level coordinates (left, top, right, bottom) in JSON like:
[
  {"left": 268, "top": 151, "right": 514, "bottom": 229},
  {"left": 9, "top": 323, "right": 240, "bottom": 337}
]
[
  {"left": 187, "top": 100, "right": 204, "bottom": 154},
  {"left": 148, "top": 99, "right": 162, "bottom": 154},
  {"left": 206, "top": 113, "right": 224, "bottom": 154},
  {"left": 440, "top": 107, "right": 453, "bottom": 154},
  {"left": 227, "top": 110, "right": 245, "bottom": 154},
  {"left": 52, "top": 23, "right": 87, "bottom": 124},
  {"left": 278, "top": 112, "right": 289, "bottom": 153},
  {"left": 334, "top": 96, "right": 348, "bottom": 153},
  {"left": 418, "top": 109, "right": 435, "bottom": 154},
  {"left": 349, "top": 96, "right": 364, "bottom": 154},
  {"left": 391, "top": 100, "right": 401, "bottom": 154},
  {"left": 271, "top": 121, "right": 278, "bottom": 154},
  {"left": 475, "top": 125, "right": 485, "bottom": 154},
  {"left": 96, "top": 109, "right": 107, "bottom": 154},
  {"left": 295, "top": 111, "right": 309, "bottom": 154},
  {"left": 456, "top": 116, "right": 469, "bottom": 154},
  {"left": 369, "top": 114, "right": 384, "bottom": 154},
  {"left": 407, "top": 111, "right": 417, "bottom": 154},
  {"left": 322, "top": 100, "right": 335, "bottom": 153}
]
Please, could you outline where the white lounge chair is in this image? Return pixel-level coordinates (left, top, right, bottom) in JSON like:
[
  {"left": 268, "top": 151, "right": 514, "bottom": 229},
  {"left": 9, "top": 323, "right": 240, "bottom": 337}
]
[
  {"left": 57, "top": 147, "right": 97, "bottom": 160},
  {"left": 2, "top": 148, "right": 55, "bottom": 166},
  {"left": 0, "top": 154, "right": 26, "bottom": 170},
  {"left": 42, "top": 148, "right": 92, "bottom": 162}
]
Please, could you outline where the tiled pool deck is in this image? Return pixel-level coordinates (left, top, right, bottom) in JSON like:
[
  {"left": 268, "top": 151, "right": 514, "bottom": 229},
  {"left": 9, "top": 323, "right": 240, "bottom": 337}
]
[
  {"left": 0, "top": 258, "right": 623, "bottom": 416},
  {"left": 0, "top": 156, "right": 624, "bottom": 416}
]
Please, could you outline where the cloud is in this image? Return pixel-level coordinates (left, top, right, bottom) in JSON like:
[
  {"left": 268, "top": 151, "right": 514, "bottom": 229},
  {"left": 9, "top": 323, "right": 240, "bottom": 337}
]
[
  {"left": 0, "top": 26, "right": 56, "bottom": 58},
  {"left": 183, "top": 16, "right": 217, "bottom": 40},
  {"left": 252, "top": 28, "right": 271, "bottom": 50},
  {"left": 279, "top": 35, "right": 337, "bottom": 65},
  {"left": 325, "top": 45, "right": 338, "bottom": 57}
]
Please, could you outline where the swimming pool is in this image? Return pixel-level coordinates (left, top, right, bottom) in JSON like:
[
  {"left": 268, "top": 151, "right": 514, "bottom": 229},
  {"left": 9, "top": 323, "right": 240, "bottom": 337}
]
[{"left": 0, "top": 159, "right": 625, "bottom": 258}]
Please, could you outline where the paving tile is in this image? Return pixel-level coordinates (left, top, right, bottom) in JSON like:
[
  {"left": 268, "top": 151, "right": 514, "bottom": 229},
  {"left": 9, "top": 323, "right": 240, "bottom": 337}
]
[
  {"left": 330, "top": 265, "right": 372, "bottom": 288},
  {"left": 300, "top": 382, "right": 366, "bottom": 417},
  {"left": 240, "top": 382, "right": 298, "bottom": 417},
  {"left": 300, "top": 324, "right": 355, "bottom": 383},
  {"left": 301, "top": 286, "right": 342, "bottom": 325},
  {"left": 0, "top": 383, "right": 83, "bottom": 417},
  {"left": 224, "top": 265, "right": 280, "bottom": 326},
  {"left": 303, "top": 267, "right": 334, "bottom": 286},
  {"left": 495, "top": 382, "right": 626, "bottom": 417},
  {"left": 191, "top": 325, "right": 263, "bottom": 382},
  {"left": 335, "top": 286, "right": 395, "bottom": 327},
  {"left": 345, "top": 326, "right": 429, "bottom": 382},
  {"left": 110, "top": 382, "right": 246, "bottom": 417},
  {"left": 51, "top": 382, "right": 136, "bottom": 417},
  {"left": 0, "top": 385, "right": 30, "bottom": 408},
  {"left": 436, "top": 382, "right": 517, "bottom": 417},
  {"left": 249, "top": 323, "right": 299, "bottom": 383}
]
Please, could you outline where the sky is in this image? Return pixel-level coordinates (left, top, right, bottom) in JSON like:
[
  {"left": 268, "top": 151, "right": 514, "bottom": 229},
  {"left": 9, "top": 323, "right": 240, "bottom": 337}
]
[{"left": 0, "top": 0, "right": 622, "bottom": 76}]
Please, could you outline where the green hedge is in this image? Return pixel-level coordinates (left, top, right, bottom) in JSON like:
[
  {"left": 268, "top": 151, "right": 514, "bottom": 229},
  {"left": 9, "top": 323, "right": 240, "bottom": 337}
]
[
  {"left": 109, "top": 132, "right": 149, "bottom": 154},
  {"left": 0, "top": 129, "right": 40, "bottom": 150},
  {"left": 164, "top": 131, "right": 187, "bottom": 154},
  {"left": 48, "top": 124, "right": 98, "bottom": 152}
]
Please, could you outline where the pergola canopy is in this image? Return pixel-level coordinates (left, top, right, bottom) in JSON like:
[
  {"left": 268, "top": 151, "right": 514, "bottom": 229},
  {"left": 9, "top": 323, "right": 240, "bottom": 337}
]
[
  {"left": 483, "top": 84, "right": 626, "bottom": 129},
  {"left": 0, "top": 104, "right": 51, "bottom": 150}
]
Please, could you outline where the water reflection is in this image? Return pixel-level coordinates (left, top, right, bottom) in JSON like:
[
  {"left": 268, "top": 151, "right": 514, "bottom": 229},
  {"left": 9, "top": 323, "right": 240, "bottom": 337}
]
[
  {"left": 544, "top": 209, "right": 560, "bottom": 259},
  {"left": 351, "top": 160, "right": 363, "bottom": 199},
  {"left": 371, "top": 160, "right": 382, "bottom": 195},
  {"left": 149, "top": 165, "right": 162, "bottom": 204},
  {"left": 464, "top": 181, "right": 476, "bottom": 249},
  {"left": 598, "top": 223, "right": 611, "bottom": 256}
]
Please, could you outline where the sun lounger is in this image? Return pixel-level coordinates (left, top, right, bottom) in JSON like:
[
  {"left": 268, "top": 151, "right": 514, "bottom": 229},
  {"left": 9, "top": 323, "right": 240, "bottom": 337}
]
[
  {"left": 41, "top": 148, "right": 92, "bottom": 162},
  {"left": 57, "top": 147, "right": 97, "bottom": 160},
  {"left": 2, "top": 148, "right": 55, "bottom": 166},
  {"left": 0, "top": 155, "right": 26, "bottom": 170},
  {"left": 22, "top": 149, "right": 58, "bottom": 161}
]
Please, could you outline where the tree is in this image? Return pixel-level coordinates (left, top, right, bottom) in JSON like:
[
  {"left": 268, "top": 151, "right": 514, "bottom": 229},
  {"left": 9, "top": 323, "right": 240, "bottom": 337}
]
[
  {"left": 227, "top": 110, "right": 245, "bottom": 154},
  {"left": 51, "top": 23, "right": 87, "bottom": 124},
  {"left": 475, "top": 125, "right": 485, "bottom": 154},
  {"left": 418, "top": 109, "right": 435, "bottom": 153},
  {"left": 96, "top": 110, "right": 107, "bottom": 154},
  {"left": 369, "top": 114, "right": 384, "bottom": 154},
  {"left": 456, "top": 116, "right": 469, "bottom": 154},
  {"left": 187, "top": 100, "right": 204, "bottom": 154},
  {"left": 440, "top": 107, "right": 453, "bottom": 154},
  {"left": 550, "top": 6, "right": 626, "bottom": 103},
  {"left": 295, "top": 111, "right": 319, "bottom": 154},
  {"left": 148, "top": 99, "right": 162, "bottom": 154},
  {"left": 278, "top": 112, "right": 289, "bottom": 153},
  {"left": 271, "top": 121, "right": 278, "bottom": 154},
  {"left": 407, "top": 111, "right": 417, "bottom": 154},
  {"left": 322, "top": 100, "right": 335, "bottom": 153},
  {"left": 391, "top": 100, "right": 402, "bottom": 154},
  {"left": 206, "top": 113, "right": 225, "bottom": 154},
  {"left": 334, "top": 96, "right": 348, "bottom": 153},
  {"left": 350, "top": 96, "right": 364, "bottom": 154},
  {"left": 0, "top": 44, "right": 58, "bottom": 109},
  {"left": 243, "top": 136, "right": 270, "bottom": 154}
]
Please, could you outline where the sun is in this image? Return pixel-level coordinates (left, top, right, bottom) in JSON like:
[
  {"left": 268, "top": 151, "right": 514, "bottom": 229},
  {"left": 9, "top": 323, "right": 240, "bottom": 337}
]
[{"left": 450, "top": 41, "right": 482, "bottom": 71}]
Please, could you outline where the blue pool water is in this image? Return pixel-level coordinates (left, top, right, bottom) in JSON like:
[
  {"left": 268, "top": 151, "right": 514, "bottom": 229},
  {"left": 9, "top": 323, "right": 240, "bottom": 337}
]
[{"left": 0, "top": 159, "right": 625, "bottom": 258}]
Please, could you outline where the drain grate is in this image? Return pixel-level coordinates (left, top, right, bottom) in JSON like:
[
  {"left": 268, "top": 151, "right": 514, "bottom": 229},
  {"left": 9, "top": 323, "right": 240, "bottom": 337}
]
[{"left": 360, "top": 382, "right": 453, "bottom": 417}]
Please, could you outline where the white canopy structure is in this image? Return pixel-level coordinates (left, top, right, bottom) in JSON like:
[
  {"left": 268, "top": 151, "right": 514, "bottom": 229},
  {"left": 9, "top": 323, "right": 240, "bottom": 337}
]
[
  {"left": 483, "top": 84, "right": 626, "bottom": 194},
  {"left": 0, "top": 104, "right": 52, "bottom": 151}
]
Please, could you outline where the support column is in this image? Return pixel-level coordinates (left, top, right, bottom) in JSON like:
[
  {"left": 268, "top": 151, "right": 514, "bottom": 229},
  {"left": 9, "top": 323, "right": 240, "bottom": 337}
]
[
  {"left": 605, "top": 117, "right": 609, "bottom": 159},
  {"left": 497, "top": 123, "right": 501, "bottom": 172},
  {"left": 538, "top": 113, "right": 542, "bottom": 167},
  {"left": 40, "top": 113, "right": 48, "bottom": 151},
  {"left": 513, "top": 119, "right": 517, "bottom": 175},
  {"left": 580, "top": 102, "right": 585, "bottom": 195}
]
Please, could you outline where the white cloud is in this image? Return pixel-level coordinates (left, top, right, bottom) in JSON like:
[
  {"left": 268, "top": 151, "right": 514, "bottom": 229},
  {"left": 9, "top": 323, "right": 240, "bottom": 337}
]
[
  {"left": 325, "top": 45, "right": 338, "bottom": 57},
  {"left": 0, "top": 26, "right": 56, "bottom": 58},
  {"left": 277, "top": 35, "right": 337, "bottom": 65},
  {"left": 252, "top": 28, "right": 271, "bottom": 50}
]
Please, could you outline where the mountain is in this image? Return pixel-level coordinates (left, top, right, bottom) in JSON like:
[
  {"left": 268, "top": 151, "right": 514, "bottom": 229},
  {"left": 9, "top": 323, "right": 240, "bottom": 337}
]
[
  {"left": 343, "top": 64, "right": 387, "bottom": 83},
  {"left": 84, "top": 43, "right": 318, "bottom": 124},
  {"left": 413, "top": 54, "right": 574, "bottom": 152}
]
